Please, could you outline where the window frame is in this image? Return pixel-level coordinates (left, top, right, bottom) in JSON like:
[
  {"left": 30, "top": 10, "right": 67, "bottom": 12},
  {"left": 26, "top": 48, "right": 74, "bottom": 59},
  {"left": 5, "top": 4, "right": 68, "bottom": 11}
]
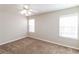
[
  {"left": 28, "top": 19, "right": 35, "bottom": 33},
  {"left": 59, "top": 13, "right": 78, "bottom": 39}
]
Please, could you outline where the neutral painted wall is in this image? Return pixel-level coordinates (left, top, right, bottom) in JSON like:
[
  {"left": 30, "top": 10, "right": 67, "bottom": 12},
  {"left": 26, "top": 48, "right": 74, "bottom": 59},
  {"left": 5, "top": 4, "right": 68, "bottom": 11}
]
[
  {"left": 0, "top": 11, "right": 27, "bottom": 45},
  {"left": 28, "top": 6, "right": 79, "bottom": 49}
]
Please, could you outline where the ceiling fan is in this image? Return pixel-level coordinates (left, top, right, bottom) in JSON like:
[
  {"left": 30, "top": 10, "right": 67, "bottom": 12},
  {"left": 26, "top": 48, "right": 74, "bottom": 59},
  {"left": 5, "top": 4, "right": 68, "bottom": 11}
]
[{"left": 20, "top": 4, "right": 37, "bottom": 16}]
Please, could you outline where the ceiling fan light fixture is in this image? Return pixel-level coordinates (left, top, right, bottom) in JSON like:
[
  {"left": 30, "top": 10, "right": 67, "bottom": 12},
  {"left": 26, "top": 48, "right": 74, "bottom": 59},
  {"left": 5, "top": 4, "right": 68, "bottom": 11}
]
[
  {"left": 20, "top": 4, "right": 35, "bottom": 16},
  {"left": 25, "top": 13, "right": 29, "bottom": 16},
  {"left": 24, "top": 5, "right": 29, "bottom": 9},
  {"left": 28, "top": 11, "right": 32, "bottom": 15},
  {"left": 20, "top": 9, "right": 26, "bottom": 15}
]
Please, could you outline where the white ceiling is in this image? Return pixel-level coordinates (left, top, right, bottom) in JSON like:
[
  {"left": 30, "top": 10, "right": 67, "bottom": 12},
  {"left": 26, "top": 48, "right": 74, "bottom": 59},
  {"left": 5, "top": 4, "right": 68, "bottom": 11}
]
[
  {"left": 30, "top": 4, "right": 79, "bottom": 15},
  {"left": 0, "top": 4, "right": 78, "bottom": 15}
]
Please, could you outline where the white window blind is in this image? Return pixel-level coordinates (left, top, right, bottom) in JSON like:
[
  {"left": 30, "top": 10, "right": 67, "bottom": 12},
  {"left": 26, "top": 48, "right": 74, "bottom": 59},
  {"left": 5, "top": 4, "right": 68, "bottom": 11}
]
[
  {"left": 59, "top": 13, "right": 78, "bottom": 39},
  {"left": 29, "top": 19, "right": 35, "bottom": 32}
]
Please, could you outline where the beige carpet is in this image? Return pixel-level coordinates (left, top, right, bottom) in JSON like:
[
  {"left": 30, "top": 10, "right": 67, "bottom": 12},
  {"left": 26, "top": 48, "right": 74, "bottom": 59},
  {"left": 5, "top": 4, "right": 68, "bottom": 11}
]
[{"left": 0, "top": 37, "right": 79, "bottom": 54}]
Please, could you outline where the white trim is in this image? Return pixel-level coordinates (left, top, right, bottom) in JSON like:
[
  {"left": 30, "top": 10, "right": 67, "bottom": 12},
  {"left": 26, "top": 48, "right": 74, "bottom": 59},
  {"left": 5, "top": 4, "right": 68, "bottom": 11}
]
[
  {"left": 28, "top": 36, "right": 79, "bottom": 50},
  {"left": 1, "top": 35, "right": 79, "bottom": 50},
  {"left": 0, "top": 35, "right": 27, "bottom": 45}
]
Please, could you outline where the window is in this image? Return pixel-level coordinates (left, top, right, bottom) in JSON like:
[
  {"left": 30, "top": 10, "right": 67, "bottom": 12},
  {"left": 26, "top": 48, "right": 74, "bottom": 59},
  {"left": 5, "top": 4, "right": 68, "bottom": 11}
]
[
  {"left": 59, "top": 13, "right": 78, "bottom": 39},
  {"left": 29, "top": 19, "right": 35, "bottom": 32}
]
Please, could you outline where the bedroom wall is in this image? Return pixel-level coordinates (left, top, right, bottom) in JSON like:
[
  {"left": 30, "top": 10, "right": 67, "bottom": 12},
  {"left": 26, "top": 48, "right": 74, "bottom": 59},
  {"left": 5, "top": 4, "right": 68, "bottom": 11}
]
[
  {"left": 0, "top": 8, "right": 27, "bottom": 45},
  {"left": 28, "top": 6, "right": 79, "bottom": 49}
]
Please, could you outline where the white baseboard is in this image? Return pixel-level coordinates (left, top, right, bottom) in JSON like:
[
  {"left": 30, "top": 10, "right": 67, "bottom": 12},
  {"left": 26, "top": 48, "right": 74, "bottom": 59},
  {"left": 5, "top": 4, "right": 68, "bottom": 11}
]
[
  {"left": 1, "top": 35, "right": 79, "bottom": 50},
  {"left": 0, "top": 35, "right": 27, "bottom": 45},
  {"left": 28, "top": 36, "right": 79, "bottom": 50}
]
